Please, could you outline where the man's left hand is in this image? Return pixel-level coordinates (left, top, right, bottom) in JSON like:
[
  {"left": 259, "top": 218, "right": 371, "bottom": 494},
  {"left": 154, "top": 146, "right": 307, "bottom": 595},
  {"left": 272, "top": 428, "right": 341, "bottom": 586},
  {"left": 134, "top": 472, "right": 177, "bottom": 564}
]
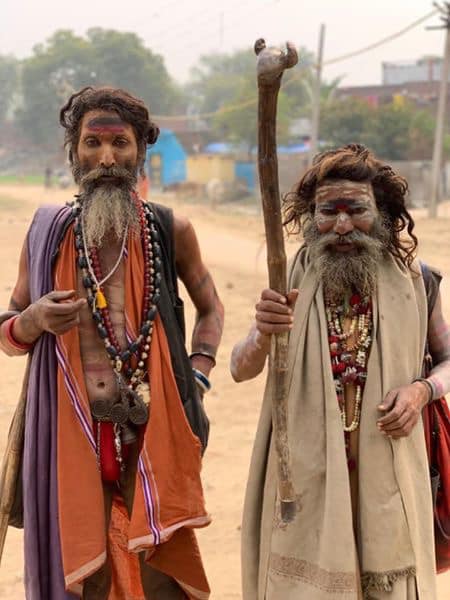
[{"left": 377, "top": 382, "right": 429, "bottom": 438}]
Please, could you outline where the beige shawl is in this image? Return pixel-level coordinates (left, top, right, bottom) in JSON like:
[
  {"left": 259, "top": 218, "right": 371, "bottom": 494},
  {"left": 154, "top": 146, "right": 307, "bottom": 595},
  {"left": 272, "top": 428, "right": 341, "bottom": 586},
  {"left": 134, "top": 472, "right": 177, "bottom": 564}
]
[{"left": 242, "top": 248, "right": 437, "bottom": 600}]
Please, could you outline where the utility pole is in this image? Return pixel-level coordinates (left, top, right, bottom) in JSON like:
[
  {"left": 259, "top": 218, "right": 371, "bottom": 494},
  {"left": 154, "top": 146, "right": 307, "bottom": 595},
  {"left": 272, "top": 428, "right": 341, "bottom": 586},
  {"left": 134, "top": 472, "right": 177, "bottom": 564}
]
[
  {"left": 308, "top": 23, "right": 326, "bottom": 167},
  {"left": 428, "top": 2, "right": 450, "bottom": 218}
]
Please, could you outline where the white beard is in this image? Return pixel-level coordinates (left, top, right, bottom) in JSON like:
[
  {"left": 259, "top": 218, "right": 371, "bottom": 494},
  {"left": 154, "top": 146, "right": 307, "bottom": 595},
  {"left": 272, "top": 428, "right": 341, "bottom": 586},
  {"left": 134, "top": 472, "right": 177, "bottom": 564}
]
[{"left": 81, "top": 184, "right": 139, "bottom": 248}]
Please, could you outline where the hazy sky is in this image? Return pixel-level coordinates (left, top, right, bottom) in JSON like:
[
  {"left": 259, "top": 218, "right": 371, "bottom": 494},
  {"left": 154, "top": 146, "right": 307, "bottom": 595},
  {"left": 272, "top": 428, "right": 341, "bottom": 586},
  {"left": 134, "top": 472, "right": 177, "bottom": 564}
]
[{"left": 1, "top": 0, "right": 446, "bottom": 87}]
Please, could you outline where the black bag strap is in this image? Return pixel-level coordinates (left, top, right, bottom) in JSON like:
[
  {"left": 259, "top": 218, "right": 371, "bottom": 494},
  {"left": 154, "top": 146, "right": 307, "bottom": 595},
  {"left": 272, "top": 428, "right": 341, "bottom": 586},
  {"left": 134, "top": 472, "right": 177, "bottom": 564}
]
[
  {"left": 150, "top": 202, "right": 186, "bottom": 341},
  {"left": 420, "top": 261, "right": 442, "bottom": 467}
]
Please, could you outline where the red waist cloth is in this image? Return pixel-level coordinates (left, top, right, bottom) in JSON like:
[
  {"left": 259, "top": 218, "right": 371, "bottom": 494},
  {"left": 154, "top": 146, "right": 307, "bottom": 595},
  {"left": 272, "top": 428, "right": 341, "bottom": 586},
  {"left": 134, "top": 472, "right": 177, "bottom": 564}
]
[{"left": 93, "top": 421, "right": 132, "bottom": 482}]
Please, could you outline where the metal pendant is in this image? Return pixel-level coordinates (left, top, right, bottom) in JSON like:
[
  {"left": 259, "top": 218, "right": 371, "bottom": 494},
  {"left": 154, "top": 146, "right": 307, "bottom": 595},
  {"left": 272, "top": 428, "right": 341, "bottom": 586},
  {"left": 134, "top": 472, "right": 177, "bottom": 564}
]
[
  {"left": 113, "top": 424, "right": 124, "bottom": 471},
  {"left": 129, "top": 395, "right": 149, "bottom": 426},
  {"left": 109, "top": 400, "right": 129, "bottom": 424},
  {"left": 91, "top": 398, "right": 111, "bottom": 421},
  {"left": 121, "top": 422, "right": 138, "bottom": 445}
]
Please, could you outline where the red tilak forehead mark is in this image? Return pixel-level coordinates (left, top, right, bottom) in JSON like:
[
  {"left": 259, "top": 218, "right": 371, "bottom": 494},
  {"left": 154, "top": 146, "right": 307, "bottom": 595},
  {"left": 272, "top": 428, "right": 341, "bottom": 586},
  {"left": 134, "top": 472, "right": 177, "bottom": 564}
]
[{"left": 86, "top": 116, "right": 126, "bottom": 133}]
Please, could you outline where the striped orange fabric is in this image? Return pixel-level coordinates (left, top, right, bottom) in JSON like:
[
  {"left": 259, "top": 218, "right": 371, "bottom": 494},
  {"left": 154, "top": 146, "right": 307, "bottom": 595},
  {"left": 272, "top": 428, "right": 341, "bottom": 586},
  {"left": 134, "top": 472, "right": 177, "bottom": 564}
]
[{"left": 54, "top": 225, "right": 211, "bottom": 598}]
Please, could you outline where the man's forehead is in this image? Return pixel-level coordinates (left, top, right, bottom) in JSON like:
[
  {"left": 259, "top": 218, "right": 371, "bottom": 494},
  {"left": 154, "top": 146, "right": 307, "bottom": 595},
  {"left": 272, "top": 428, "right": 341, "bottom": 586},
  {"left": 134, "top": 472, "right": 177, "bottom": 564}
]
[
  {"left": 80, "top": 110, "right": 130, "bottom": 134},
  {"left": 315, "top": 179, "right": 375, "bottom": 204}
]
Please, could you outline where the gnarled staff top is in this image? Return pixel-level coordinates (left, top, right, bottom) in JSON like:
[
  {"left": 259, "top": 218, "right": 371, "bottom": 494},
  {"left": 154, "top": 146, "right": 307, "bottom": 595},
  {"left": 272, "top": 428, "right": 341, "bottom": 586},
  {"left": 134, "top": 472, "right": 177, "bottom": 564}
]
[{"left": 254, "top": 38, "right": 298, "bottom": 85}]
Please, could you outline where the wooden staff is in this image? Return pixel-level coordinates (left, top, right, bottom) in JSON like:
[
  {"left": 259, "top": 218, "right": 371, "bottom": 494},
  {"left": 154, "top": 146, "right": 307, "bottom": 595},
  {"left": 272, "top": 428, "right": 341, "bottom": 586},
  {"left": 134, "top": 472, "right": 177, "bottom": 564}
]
[
  {"left": 0, "top": 312, "right": 29, "bottom": 565},
  {"left": 254, "top": 38, "right": 298, "bottom": 522}
]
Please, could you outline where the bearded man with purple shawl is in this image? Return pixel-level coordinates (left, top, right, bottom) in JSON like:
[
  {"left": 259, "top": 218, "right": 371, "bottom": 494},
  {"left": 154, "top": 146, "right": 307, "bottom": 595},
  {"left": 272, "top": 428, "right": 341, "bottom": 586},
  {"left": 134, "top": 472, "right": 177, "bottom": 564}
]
[{"left": 0, "top": 86, "right": 224, "bottom": 599}]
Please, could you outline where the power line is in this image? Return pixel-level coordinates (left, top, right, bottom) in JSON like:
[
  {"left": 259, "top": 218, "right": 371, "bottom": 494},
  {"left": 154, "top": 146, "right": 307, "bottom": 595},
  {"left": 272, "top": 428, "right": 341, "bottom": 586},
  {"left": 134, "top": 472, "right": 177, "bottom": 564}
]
[
  {"left": 323, "top": 8, "right": 438, "bottom": 66},
  {"left": 155, "top": 0, "right": 279, "bottom": 60},
  {"left": 148, "top": 0, "right": 253, "bottom": 51},
  {"left": 153, "top": 8, "right": 438, "bottom": 120}
]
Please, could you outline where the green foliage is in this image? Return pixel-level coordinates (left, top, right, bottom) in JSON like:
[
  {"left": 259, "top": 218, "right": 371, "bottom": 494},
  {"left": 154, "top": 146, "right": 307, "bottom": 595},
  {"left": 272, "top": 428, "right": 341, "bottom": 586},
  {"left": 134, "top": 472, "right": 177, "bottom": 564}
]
[
  {"left": 186, "top": 46, "right": 322, "bottom": 150},
  {"left": 0, "top": 174, "right": 44, "bottom": 184},
  {"left": 16, "top": 29, "right": 182, "bottom": 149},
  {"left": 320, "top": 98, "right": 373, "bottom": 148},
  {"left": 320, "top": 97, "right": 436, "bottom": 160},
  {"left": 0, "top": 55, "right": 19, "bottom": 124}
]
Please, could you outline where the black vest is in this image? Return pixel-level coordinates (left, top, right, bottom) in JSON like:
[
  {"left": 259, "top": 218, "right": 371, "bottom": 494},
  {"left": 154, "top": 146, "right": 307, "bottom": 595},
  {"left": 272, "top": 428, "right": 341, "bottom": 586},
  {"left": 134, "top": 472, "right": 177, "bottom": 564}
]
[
  {"left": 53, "top": 201, "right": 210, "bottom": 453},
  {"left": 150, "top": 202, "right": 210, "bottom": 453}
]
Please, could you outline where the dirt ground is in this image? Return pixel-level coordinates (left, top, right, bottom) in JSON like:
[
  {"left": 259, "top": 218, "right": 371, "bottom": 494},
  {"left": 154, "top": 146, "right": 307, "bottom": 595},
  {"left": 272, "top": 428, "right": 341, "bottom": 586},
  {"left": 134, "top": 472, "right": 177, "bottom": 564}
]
[{"left": 0, "top": 183, "right": 449, "bottom": 599}]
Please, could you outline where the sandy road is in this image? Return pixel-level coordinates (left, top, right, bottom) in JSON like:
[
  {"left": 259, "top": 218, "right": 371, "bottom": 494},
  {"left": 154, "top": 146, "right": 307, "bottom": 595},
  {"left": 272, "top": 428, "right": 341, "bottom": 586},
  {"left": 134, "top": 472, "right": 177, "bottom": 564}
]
[{"left": 0, "top": 184, "right": 449, "bottom": 598}]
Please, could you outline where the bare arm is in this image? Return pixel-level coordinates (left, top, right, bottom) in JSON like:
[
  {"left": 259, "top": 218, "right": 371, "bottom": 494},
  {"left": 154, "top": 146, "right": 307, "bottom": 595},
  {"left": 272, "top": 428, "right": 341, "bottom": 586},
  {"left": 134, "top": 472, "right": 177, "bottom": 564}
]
[
  {"left": 174, "top": 215, "right": 224, "bottom": 377},
  {"left": 0, "top": 238, "right": 33, "bottom": 355},
  {"left": 0, "top": 235, "right": 86, "bottom": 357},
  {"left": 230, "top": 288, "right": 299, "bottom": 382}
]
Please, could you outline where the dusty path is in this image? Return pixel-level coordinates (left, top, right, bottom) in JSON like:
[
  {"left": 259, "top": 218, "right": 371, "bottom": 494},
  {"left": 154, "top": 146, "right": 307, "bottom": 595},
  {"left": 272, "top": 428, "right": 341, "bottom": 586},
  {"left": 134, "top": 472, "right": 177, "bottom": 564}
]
[{"left": 0, "top": 184, "right": 449, "bottom": 598}]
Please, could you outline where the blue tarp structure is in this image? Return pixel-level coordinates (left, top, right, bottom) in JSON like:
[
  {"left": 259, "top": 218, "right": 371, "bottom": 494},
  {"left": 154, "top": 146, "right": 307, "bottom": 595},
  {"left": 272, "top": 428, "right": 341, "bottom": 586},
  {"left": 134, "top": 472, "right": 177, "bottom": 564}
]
[
  {"left": 201, "top": 141, "right": 311, "bottom": 192},
  {"left": 202, "top": 141, "right": 311, "bottom": 155},
  {"left": 145, "top": 129, "right": 187, "bottom": 187},
  {"left": 235, "top": 162, "right": 255, "bottom": 192}
]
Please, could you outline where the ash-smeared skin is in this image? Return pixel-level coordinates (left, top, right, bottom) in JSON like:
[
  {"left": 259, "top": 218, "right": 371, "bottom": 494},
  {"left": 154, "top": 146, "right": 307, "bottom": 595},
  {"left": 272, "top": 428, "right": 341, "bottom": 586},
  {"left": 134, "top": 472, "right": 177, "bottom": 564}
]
[
  {"left": 313, "top": 180, "right": 378, "bottom": 232},
  {"left": 314, "top": 199, "right": 377, "bottom": 229},
  {"left": 314, "top": 179, "right": 375, "bottom": 203},
  {"left": 86, "top": 116, "right": 127, "bottom": 134}
]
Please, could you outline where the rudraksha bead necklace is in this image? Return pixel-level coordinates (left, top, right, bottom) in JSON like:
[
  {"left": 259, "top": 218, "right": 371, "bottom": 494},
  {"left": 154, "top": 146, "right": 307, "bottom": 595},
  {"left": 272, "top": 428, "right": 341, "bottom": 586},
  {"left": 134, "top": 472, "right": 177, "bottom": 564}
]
[
  {"left": 325, "top": 293, "right": 373, "bottom": 434},
  {"left": 72, "top": 196, "right": 162, "bottom": 400}
]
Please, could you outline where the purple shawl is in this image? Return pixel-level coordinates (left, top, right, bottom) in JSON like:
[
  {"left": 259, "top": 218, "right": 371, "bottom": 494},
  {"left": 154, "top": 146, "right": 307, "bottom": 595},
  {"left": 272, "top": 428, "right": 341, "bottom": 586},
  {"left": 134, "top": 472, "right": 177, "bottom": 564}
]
[{"left": 24, "top": 204, "right": 77, "bottom": 599}]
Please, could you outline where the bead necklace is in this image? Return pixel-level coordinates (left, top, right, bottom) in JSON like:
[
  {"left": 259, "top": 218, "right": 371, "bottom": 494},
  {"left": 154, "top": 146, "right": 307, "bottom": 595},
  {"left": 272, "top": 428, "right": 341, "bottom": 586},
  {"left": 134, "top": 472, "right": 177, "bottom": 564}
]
[
  {"left": 72, "top": 196, "right": 162, "bottom": 428},
  {"left": 325, "top": 293, "right": 372, "bottom": 434},
  {"left": 81, "top": 216, "right": 129, "bottom": 312}
]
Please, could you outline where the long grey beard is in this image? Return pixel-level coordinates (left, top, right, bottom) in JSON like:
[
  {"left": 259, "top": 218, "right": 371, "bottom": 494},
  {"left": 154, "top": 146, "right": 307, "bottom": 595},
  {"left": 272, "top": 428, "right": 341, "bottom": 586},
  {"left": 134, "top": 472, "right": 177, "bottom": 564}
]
[
  {"left": 81, "top": 185, "right": 140, "bottom": 248},
  {"left": 303, "top": 218, "right": 390, "bottom": 302},
  {"left": 76, "top": 164, "right": 139, "bottom": 248}
]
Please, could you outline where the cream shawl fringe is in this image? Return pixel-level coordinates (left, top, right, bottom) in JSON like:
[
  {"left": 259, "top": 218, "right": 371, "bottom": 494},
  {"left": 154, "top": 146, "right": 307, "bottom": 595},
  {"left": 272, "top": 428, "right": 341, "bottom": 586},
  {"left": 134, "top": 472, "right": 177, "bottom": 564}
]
[{"left": 241, "top": 249, "right": 437, "bottom": 600}]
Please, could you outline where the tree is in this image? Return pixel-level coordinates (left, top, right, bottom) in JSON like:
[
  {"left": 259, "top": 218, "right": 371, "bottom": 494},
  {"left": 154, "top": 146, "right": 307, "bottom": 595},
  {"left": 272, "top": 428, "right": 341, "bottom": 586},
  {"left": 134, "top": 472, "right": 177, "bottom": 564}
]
[
  {"left": 17, "top": 29, "right": 182, "bottom": 149},
  {"left": 186, "top": 46, "right": 319, "bottom": 150},
  {"left": 18, "top": 30, "right": 93, "bottom": 149},
  {"left": 320, "top": 97, "right": 436, "bottom": 161},
  {"left": 86, "top": 28, "right": 183, "bottom": 115},
  {"left": 0, "top": 55, "right": 19, "bottom": 126},
  {"left": 320, "top": 98, "right": 374, "bottom": 148},
  {"left": 212, "top": 78, "right": 291, "bottom": 154},
  {"left": 364, "top": 103, "right": 412, "bottom": 160}
]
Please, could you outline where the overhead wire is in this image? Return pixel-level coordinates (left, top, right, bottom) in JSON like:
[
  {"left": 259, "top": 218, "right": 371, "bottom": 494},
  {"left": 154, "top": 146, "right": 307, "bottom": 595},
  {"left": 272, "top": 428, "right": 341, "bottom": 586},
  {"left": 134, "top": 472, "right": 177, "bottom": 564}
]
[
  {"left": 147, "top": 0, "right": 253, "bottom": 52},
  {"left": 160, "top": 0, "right": 282, "bottom": 60},
  {"left": 153, "top": 8, "right": 439, "bottom": 121}
]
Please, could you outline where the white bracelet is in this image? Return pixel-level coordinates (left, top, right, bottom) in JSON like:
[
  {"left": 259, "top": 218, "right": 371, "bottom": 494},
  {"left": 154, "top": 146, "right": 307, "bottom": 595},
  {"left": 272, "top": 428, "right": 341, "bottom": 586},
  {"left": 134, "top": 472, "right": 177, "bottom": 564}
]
[{"left": 192, "top": 368, "right": 211, "bottom": 393}]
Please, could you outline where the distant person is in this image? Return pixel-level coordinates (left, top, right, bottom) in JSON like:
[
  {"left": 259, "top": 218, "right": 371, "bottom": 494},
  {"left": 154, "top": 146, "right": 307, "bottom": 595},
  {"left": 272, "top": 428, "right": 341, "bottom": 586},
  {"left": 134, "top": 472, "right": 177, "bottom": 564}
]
[
  {"left": 44, "top": 164, "right": 52, "bottom": 188},
  {"left": 231, "top": 144, "right": 450, "bottom": 599},
  {"left": 0, "top": 86, "right": 224, "bottom": 599}
]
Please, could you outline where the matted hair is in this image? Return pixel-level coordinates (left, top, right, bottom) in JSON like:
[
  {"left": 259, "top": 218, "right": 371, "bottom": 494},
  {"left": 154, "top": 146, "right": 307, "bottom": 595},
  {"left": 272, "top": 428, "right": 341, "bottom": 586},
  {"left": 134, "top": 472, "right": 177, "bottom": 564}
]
[
  {"left": 283, "top": 143, "right": 417, "bottom": 268},
  {"left": 59, "top": 86, "right": 160, "bottom": 171}
]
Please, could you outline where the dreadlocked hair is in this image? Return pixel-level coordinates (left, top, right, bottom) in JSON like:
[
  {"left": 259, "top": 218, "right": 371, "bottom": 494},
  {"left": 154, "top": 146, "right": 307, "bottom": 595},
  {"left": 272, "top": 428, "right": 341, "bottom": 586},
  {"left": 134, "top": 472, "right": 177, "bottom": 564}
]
[
  {"left": 59, "top": 86, "right": 160, "bottom": 173},
  {"left": 283, "top": 143, "right": 418, "bottom": 269}
]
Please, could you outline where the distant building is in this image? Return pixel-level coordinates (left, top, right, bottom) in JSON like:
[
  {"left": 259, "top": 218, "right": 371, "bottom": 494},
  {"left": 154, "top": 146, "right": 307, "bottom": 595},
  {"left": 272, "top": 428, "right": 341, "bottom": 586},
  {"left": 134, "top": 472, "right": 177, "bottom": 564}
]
[
  {"left": 145, "top": 129, "right": 187, "bottom": 188},
  {"left": 336, "top": 56, "right": 449, "bottom": 113},
  {"left": 382, "top": 56, "right": 445, "bottom": 85}
]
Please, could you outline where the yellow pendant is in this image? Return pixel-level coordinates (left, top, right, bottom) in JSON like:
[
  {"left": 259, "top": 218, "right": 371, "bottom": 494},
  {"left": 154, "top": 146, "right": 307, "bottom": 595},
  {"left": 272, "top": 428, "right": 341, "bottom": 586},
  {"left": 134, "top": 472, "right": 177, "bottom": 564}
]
[{"left": 96, "top": 289, "right": 107, "bottom": 309}]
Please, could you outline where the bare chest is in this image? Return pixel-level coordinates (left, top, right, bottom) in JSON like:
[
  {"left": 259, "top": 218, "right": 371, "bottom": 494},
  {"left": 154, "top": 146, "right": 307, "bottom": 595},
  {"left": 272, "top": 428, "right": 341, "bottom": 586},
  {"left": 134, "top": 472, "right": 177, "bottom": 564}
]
[{"left": 77, "top": 244, "right": 127, "bottom": 402}]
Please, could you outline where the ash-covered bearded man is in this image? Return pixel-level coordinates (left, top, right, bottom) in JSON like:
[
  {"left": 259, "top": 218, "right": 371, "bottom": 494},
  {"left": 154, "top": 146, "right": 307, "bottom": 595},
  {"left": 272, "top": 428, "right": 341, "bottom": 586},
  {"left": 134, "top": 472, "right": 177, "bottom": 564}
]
[
  {"left": 0, "top": 86, "right": 224, "bottom": 599},
  {"left": 231, "top": 144, "right": 450, "bottom": 599}
]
